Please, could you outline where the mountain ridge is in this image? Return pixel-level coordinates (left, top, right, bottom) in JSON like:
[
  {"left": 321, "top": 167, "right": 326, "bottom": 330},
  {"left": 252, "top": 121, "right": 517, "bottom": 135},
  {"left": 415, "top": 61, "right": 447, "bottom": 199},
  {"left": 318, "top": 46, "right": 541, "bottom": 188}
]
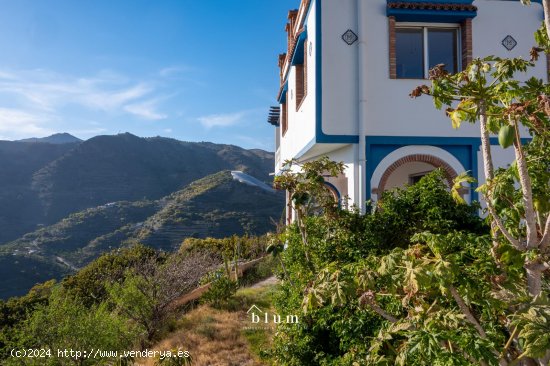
[
  {"left": 0, "top": 133, "right": 275, "bottom": 244},
  {"left": 0, "top": 170, "right": 284, "bottom": 299},
  {"left": 17, "top": 133, "right": 83, "bottom": 144}
]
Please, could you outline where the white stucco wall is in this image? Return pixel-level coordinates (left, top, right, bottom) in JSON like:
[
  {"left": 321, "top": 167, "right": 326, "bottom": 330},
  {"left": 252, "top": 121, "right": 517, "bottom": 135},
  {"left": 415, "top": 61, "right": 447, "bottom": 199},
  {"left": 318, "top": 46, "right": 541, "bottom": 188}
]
[
  {"left": 320, "top": 0, "right": 359, "bottom": 136},
  {"left": 276, "top": 0, "right": 541, "bottom": 213},
  {"left": 321, "top": 145, "right": 357, "bottom": 206},
  {"left": 308, "top": 0, "right": 544, "bottom": 141},
  {"left": 278, "top": 0, "right": 317, "bottom": 165},
  {"left": 361, "top": 0, "right": 545, "bottom": 138}
]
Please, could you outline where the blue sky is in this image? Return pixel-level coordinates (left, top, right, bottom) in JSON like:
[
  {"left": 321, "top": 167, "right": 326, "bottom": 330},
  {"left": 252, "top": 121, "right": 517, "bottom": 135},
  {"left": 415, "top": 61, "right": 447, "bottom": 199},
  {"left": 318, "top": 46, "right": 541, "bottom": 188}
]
[{"left": 0, "top": 0, "right": 297, "bottom": 150}]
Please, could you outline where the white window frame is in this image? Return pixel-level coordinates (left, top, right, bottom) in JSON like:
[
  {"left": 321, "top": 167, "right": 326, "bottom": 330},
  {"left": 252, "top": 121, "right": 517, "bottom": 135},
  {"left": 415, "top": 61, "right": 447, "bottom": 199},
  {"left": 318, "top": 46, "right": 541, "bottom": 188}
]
[{"left": 396, "top": 22, "right": 462, "bottom": 79}]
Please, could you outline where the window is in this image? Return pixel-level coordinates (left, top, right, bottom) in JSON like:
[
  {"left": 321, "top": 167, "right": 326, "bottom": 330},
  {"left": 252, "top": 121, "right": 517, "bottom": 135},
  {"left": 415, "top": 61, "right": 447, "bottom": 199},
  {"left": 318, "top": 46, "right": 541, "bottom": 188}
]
[
  {"left": 281, "top": 102, "right": 288, "bottom": 136},
  {"left": 295, "top": 39, "right": 307, "bottom": 110},
  {"left": 408, "top": 171, "right": 432, "bottom": 185},
  {"left": 394, "top": 25, "right": 459, "bottom": 79}
]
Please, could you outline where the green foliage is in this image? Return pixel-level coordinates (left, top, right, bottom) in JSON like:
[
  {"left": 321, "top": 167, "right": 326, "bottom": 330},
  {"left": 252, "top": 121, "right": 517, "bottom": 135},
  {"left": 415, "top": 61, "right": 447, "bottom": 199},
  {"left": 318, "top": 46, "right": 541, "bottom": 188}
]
[
  {"left": 201, "top": 271, "right": 239, "bottom": 308},
  {"left": 511, "top": 294, "right": 550, "bottom": 360},
  {"left": 7, "top": 286, "right": 138, "bottom": 366},
  {"left": 108, "top": 248, "right": 217, "bottom": 346},
  {"left": 180, "top": 234, "right": 267, "bottom": 262},
  {"left": 239, "top": 256, "right": 276, "bottom": 287},
  {"left": 0, "top": 280, "right": 56, "bottom": 361},
  {"left": 62, "top": 244, "right": 162, "bottom": 306},
  {"left": 269, "top": 170, "right": 491, "bottom": 365},
  {"left": 1, "top": 239, "right": 220, "bottom": 365},
  {"left": 409, "top": 25, "right": 550, "bottom": 363},
  {"left": 303, "top": 231, "right": 511, "bottom": 365},
  {"left": 274, "top": 156, "right": 345, "bottom": 218}
]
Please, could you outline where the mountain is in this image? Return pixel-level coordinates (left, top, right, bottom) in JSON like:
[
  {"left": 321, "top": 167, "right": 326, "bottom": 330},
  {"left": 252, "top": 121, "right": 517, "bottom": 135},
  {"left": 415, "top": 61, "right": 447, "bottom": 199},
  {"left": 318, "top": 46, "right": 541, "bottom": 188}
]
[
  {"left": 17, "top": 133, "right": 83, "bottom": 144},
  {"left": 0, "top": 140, "right": 80, "bottom": 243},
  {"left": 133, "top": 171, "right": 283, "bottom": 250},
  {"left": 0, "top": 170, "right": 284, "bottom": 299},
  {"left": 0, "top": 133, "right": 274, "bottom": 244}
]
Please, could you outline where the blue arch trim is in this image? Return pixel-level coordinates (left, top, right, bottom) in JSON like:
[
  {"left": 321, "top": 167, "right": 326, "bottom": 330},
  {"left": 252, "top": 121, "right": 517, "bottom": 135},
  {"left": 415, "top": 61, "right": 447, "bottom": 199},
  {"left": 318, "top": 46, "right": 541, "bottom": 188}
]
[
  {"left": 323, "top": 181, "right": 342, "bottom": 208},
  {"left": 365, "top": 136, "right": 531, "bottom": 203},
  {"left": 366, "top": 136, "right": 479, "bottom": 201}
]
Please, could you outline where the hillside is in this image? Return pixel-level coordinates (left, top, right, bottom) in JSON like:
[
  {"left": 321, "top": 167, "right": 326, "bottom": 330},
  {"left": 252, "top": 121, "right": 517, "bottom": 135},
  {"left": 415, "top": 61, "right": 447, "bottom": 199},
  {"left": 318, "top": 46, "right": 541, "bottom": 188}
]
[
  {"left": 142, "top": 279, "right": 278, "bottom": 366},
  {"left": 17, "top": 133, "right": 82, "bottom": 144},
  {"left": 0, "top": 140, "right": 79, "bottom": 243},
  {"left": 134, "top": 171, "right": 284, "bottom": 250},
  {"left": 0, "top": 171, "right": 284, "bottom": 299},
  {"left": 0, "top": 133, "right": 274, "bottom": 244}
]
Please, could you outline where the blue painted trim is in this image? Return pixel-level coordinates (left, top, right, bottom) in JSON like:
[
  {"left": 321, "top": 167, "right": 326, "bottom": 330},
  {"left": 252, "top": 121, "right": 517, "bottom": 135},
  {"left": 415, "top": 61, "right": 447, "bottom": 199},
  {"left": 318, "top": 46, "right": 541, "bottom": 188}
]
[
  {"left": 387, "top": 9, "right": 477, "bottom": 23},
  {"left": 323, "top": 181, "right": 342, "bottom": 208},
  {"left": 365, "top": 135, "right": 532, "bottom": 203},
  {"left": 365, "top": 136, "right": 477, "bottom": 203},
  {"left": 314, "top": 0, "right": 359, "bottom": 144},
  {"left": 277, "top": 82, "right": 288, "bottom": 103},
  {"left": 386, "top": 0, "right": 476, "bottom": 26},
  {"left": 291, "top": 28, "right": 308, "bottom": 66},
  {"left": 388, "top": 0, "right": 473, "bottom": 3}
]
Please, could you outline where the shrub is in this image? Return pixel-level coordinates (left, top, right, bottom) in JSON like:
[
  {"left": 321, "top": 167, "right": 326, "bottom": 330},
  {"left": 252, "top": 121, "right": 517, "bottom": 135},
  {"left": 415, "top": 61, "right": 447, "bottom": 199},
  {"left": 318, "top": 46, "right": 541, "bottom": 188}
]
[
  {"left": 269, "top": 169, "right": 490, "bottom": 365},
  {"left": 201, "top": 271, "right": 238, "bottom": 308}
]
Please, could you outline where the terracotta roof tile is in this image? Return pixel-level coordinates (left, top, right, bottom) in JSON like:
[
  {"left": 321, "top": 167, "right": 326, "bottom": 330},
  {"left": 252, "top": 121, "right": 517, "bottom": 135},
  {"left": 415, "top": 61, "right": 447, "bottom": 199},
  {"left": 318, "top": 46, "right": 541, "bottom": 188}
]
[{"left": 387, "top": 2, "right": 477, "bottom": 12}]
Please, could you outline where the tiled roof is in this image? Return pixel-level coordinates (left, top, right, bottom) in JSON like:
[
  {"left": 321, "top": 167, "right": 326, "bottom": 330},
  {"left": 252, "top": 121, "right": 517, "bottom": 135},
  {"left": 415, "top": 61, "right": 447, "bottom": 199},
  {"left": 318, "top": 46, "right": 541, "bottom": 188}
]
[{"left": 387, "top": 2, "right": 477, "bottom": 12}]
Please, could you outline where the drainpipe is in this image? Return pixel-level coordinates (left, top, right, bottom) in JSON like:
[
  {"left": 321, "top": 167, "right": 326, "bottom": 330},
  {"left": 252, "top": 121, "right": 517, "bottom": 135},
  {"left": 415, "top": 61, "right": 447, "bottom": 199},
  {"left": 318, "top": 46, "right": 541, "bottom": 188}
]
[{"left": 357, "top": 0, "right": 368, "bottom": 213}]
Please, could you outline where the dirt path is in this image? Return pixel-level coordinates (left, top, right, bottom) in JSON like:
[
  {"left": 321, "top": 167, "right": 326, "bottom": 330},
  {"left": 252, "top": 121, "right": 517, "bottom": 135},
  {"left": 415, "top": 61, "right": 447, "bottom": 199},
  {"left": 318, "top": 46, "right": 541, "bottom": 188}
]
[
  {"left": 250, "top": 276, "right": 278, "bottom": 288},
  {"left": 139, "top": 279, "right": 278, "bottom": 366}
]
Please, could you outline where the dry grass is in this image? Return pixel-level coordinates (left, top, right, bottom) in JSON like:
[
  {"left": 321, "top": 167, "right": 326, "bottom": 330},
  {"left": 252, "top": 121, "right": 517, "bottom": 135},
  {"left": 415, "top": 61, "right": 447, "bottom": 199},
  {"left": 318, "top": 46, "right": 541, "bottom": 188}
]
[{"left": 137, "top": 278, "right": 277, "bottom": 366}]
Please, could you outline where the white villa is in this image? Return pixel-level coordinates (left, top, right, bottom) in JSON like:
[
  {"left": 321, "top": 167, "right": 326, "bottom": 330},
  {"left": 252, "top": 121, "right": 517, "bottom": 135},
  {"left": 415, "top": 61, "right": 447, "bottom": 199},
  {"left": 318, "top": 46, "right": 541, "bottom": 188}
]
[{"left": 268, "top": 0, "right": 547, "bottom": 220}]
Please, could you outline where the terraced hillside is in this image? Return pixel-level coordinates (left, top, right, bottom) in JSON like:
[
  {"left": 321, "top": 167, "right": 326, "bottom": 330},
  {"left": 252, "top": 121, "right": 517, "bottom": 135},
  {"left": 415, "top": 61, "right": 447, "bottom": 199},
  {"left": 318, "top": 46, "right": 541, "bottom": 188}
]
[
  {"left": 0, "top": 133, "right": 274, "bottom": 245},
  {"left": 1, "top": 171, "right": 284, "bottom": 299}
]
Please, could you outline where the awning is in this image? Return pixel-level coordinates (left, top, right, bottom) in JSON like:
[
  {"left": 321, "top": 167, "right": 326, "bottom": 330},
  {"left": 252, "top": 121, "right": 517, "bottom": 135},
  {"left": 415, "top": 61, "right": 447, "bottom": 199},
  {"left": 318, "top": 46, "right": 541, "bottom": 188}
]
[
  {"left": 387, "top": 1, "right": 477, "bottom": 23},
  {"left": 267, "top": 106, "right": 280, "bottom": 126},
  {"left": 291, "top": 28, "right": 308, "bottom": 66}
]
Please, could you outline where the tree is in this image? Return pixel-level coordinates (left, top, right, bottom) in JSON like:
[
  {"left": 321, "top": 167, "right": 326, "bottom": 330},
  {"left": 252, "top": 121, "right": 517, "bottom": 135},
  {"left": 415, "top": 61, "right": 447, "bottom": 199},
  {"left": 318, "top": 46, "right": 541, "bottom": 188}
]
[
  {"left": 270, "top": 170, "right": 490, "bottom": 365},
  {"left": 9, "top": 286, "right": 138, "bottom": 366},
  {"left": 410, "top": 55, "right": 550, "bottom": 299},
  {"left": 107, "top": 250, "right": 218, "bottom": 347},
  {"left": 274, "top": 157, "right": 346, "bottom": 265},
  {"left": 62, "top": 244, "right": 160, "bottom": 306}
]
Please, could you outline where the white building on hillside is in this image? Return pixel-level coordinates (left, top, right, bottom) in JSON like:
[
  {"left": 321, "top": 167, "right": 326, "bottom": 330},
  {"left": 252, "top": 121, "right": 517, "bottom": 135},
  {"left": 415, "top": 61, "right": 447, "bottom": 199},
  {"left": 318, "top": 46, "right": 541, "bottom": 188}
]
[{"left": 268, "top": 0, "right": 547, "bottom": 220}]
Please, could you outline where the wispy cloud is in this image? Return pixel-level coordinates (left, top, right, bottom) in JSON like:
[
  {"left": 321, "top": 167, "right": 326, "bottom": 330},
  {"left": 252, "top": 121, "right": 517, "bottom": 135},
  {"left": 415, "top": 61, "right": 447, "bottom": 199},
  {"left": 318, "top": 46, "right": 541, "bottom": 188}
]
[
  {"left": 197, "top": 111, "right": 246, "bottom": 129},
  {"left": 0, "top": 107, "right": 53, "bottom": 138},
  {"left": 158, "top": 65, "right": 194, "bottom": 78},
  {"left": 80, "top": 83, "right": 153, "bottom": 112},
  {"left": 124, "top": 98, "right": 167, "bottom": 120},
  {"left": 0, "top": 67, "right": 178, "bottom": 137}
]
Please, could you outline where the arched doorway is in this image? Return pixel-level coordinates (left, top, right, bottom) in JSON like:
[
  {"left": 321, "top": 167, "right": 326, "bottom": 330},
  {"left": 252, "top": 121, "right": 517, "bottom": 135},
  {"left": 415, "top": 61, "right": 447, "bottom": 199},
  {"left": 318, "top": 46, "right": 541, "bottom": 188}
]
[{"left": 370, "top": 145, "right": 469, "bottom": 202}]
